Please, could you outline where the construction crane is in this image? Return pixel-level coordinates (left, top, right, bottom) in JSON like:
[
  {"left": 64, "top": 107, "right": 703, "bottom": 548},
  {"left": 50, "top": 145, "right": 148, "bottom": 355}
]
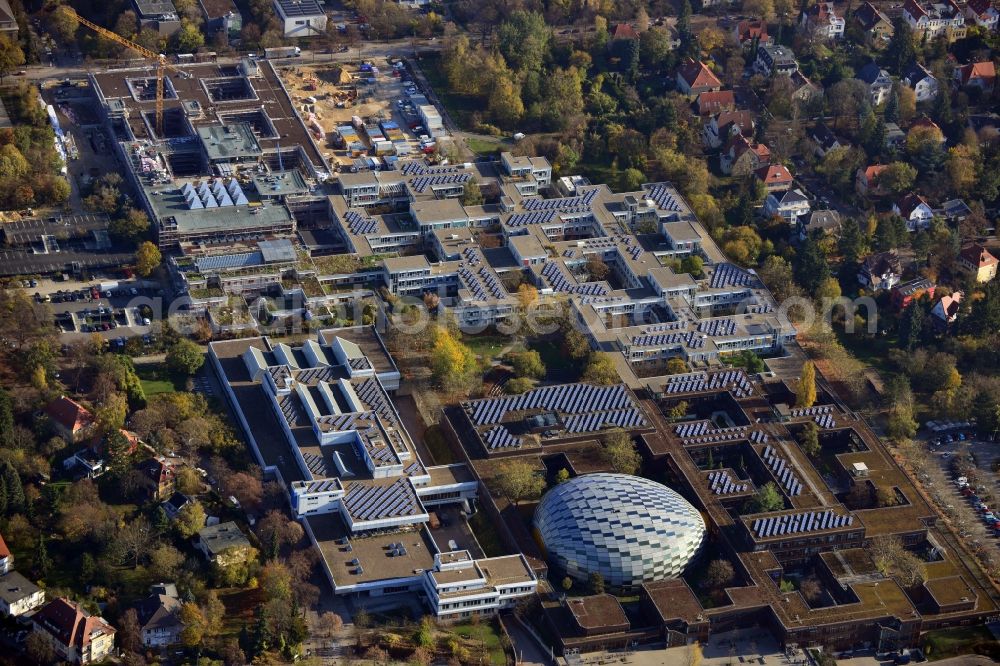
[{"left": 70, "top": 10, "right": 179, "bottom": 137}]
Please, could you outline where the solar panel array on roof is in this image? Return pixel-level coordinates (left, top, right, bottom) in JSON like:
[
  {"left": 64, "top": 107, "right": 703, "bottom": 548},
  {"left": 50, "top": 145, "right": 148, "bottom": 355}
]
[
  {"left": 342, "top": 479, "right": 420, "bottom": 521},
  {"left": 745, "top": 304, "right": 774, "bottom": 314},
  {"left": 749, "top": 429, "right": 769, "bottom": 444},
  {"left": 507, "top": 211, "right": 556, "bottom": 227},
  {"left": 403, "top": 461, "right": 423, "bottom": 476},
  {"left": 761, "top": 445, "right": 803, "bottom": 496},
  {"left": 302, "top": 451, "right": 329, "bottom": 478},
  {"left": 708, "top": 470, "right": 749, "bottom": 495},
  {"left": 345, "top": 210, "right": 379, "bottom": 235},
  {"left": 680, "top": 425, "right": 749, "bottom": 446},
  {"left": 661, "top": 370, "right": 753, "bottom": 397},
  {"left": 349, "top": 357, "right": 372, "bottom": 370},
  {"left": 540, "top": 261, "right": 608, "bottom": 295},
  {"left": 815, "top": 414, "right": 835, "bottom": 429},
  {"left": 710, "top": 263, "right": 754, "bottom": 289},
  {"left": 645, "top": 184, "right": 684, "bottom": 212},
  {"left": 277, "top": 392, "right": 306, "bottom": 426},
  {"left": 464, "top": 383, "right": 640, "bottom": 427},
  {"left": 629, "top": 245, "right": 643, "bottom": 260},
  {"left": 401, "top": 162, "right": 426, "bottom": 176},
  {"left": 564, "top": 407, "right": 645, "bottom": 433},
  {"left": 790, "top": 406, "right": 833, "bottom": 417},
  {"left": 522, "top": 188, "right": 598, "bottom": 211},
  {"left": 697, "top": 319, "right": 737, "bottom": 337},
  {"left": 751, "top": 510, "right": 853, "bottom": 539},
  {"left": 295, "top": 366, "right": 339, "bottom": 385},
  {"left": 630, "top": 331, "right": 702, "bottom": 348},
  {"left": 479, "top": 267, "right": 506, "bottom": 299},
  {"left": 483, "top": 425, "right": 520, "bottom": 450},
  {"left": 354, "top": 378, "right": 402, "bottom": 434},
  {"left": 410, "top": 173, "right": 470, "bottom": 193},
  {"left": 578, "top": 296, "right": 625, "bottom": 305},
  {"left": 645, "top": 322, "right": 685, "bottom": 334},
  {"left": 304, "top": 479, "right": 341, "bottom": 494},
  {"left": 463, "top": 247, "right": 482, "bottom": 265},
  {"left": 195, "top": 251, "right": 263, "bottom": 272},
  {"left": 458, "top": 266, "right": 489, "bottom": 301},
  {"left": 675, "top": 421, "right": 711, "bottom": 437}
]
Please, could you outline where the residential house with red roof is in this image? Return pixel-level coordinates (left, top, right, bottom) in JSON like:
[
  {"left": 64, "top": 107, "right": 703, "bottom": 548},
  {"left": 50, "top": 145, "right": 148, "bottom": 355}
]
[
  {"left": 704, "top": 110, "right": 754, "bottom": 148},
  {"left": 931, "top": 291, "right": 963, "bottom": 326},
  {"left": 755, "top": 164, "right": 794, "bottom": 193},
  {"left": 44, "top": 396, "right": 95, "bottom": 445},
  {"left": 32, "top": 598, "right": 116, "bottom": 664},
  {"left": 734, "top": 20, "right": 772, "bottom": 48},
  {"left": 856, "top": 165, "right": 889, "bottom": 197},
  {"left": 958, "top": 243, "right": 999, "bottom": 283},
  {"left": 676, "top": 59, "right": 723, "bottom": 96},
  {"left": 852, "top": 2, "right": 894, "bottom": 46},
  {"left": 694, "top": 90, "right": 736, "bottom": 115},
  {"left": 611, "top": 23, "right": 639, "bottom": 41},
  {"left": 721, "top": 135, "right": 771, "bottom": 176},
  {"left": 790, "top": 70, "right": 822, "bottom": 102},
  {"left": 955, "top": 61, "right": 996, "bottom": 92},
  {"left": 799, "top": 1, "right": 845, "bottom": 39},
  {"left": 137, "top": 456, "right": 180, "bottom": 501},
  {"left": 0, "top": 531, "right": 9, "bottom": 575},
  {"left": 891, "top": 278, "right": 936, "bottom": 310},
  {"left": 964, "top": 0, "right": 999, "bottom": 30},
  {"left": 893, "top": 193, "right": 935, "bottom": 231},
  {"left": 903, "top": 0, "right": 967, "bottom": 41}
]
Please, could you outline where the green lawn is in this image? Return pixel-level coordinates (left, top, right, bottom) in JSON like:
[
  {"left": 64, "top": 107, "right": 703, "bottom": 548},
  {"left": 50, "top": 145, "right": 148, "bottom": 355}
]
[
  {"left": 466, "top": 136, "right": 506, "bottom": 156},
  {"left": 450, "top": 620, "right": 507, "bottom": 666},
  {"left": 462, "top": 334, "right": 511, "bottom": 361},
  {"left": 135, "top": 363, "right": 184, "bottom": 395},
  {"left": 922, "top": 625, "right": 1000, "bottom": 661}
]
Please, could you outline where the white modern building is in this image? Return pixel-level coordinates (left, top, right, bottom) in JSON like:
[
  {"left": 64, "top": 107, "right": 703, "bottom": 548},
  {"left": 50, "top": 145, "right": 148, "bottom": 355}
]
[{"left": 272, "top": 0, "right": 327, "bottom": 36}]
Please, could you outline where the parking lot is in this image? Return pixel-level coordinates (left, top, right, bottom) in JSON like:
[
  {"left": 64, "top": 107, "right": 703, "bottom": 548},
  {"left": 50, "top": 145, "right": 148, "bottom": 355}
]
[
  {"left": 27, "top": 277, "right": 164, "bottom": 344},
  {"left": 921, "top": 427, "right": 1000, "bottom": 551}
]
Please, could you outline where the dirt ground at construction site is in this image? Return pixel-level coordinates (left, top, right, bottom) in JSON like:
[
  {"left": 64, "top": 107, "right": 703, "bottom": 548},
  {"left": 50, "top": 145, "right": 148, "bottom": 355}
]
[{"left": 275, "top": 59, "right": 443, "bottom": 169}]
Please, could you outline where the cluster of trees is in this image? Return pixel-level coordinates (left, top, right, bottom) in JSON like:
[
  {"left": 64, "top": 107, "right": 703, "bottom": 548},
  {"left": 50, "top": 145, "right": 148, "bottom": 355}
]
[
  {"left": 84, "top": 173, "right": 153, "bottom": 248},
  {"left": 599, "top": 429, "right": 641, "bottom": 475},
  {"left": 0, "top": 85, "right": 71, "bottom": 210},
  {"left": 504, "top": 349, "right": 546, "bottom": 394}
]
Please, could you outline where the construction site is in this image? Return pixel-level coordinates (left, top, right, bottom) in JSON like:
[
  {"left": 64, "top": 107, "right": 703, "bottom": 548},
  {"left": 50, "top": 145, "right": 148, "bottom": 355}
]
[{"left": 275, "top": 58, "right": 448, "bottom": 171}]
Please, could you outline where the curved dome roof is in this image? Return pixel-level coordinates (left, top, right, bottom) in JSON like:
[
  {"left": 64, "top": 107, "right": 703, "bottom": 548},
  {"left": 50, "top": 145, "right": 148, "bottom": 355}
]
[{"left": 533, "top": 473, "right": 705, "bottom": 590}]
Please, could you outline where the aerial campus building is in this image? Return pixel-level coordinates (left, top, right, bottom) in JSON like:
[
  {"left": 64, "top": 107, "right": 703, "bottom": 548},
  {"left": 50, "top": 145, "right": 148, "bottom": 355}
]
[
  {"left": 534, "top": 474, "right": 705, "bottom": 590},
  {"left": 209, "top": 327, "right": 537, "bottom": 618}
]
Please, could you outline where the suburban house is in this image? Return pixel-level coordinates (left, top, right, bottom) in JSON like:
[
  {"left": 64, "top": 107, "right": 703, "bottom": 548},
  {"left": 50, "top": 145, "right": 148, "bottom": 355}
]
[
  {"left": 0, "top": 571, "right": 46, "bottom": 617},
  {"left": 903, "top": 0, "right": 967, "bottom": 41},
  {"left": 790, "top": 70, "right": 822, "bottom": 102},
  {"left": 63, "top": 448, "right": 106, "bottom": 479},
  {"left": 799, "top": 2, "right": 845, "bottom": 39},
  {"left": 955, "top": 61, "right": 996, "bottom": 92},
  {"left": 853, "top": 2, "right": 894, "bottom": 46},
  {"left": 137, "top": 456, "right": 179, "bottom": 501},
  {"left": 734, "top": 19, "right": 772, "bottom": 47},
  {"left": 893, "top": 193, "right": 935, "bottom": 231},
  {"left": 937, "top": 198, "right": 972, "bottom": 223},
  {"left": 134, "top": 583, "right": 183, "bottom": 647},
  {"left": 704, "top": 110, "right": 754, "bottom": 148},
  {"left": 755, "top": 45, "right": 798, "bottom": 76},
  {"left": 198, "top": 0, "right": 242, "bottom": 37},
  {"left": 891, "top": 278, "right": 936, "bottom": 310},
  {"left": 721, "top": 135, "right": 771, "bottom": 176},
  {"left": 0, "top": 0, "right": 17, "bottom": 34},
  {"left": 856, "top": 165, "right": 890, "bottom": 197},
  {"left": 765, "top": 188, "right": 811, "bottom": 224},
  {"left": 885, "top": 122, "right": 907, "bottom": 148},
  {"left": 611, "top": 22, "right": 639, "bottom": 42},
  {"left": 810, "top": 124, "right": 844, "bottom": 157},
  {"left": 0, "top": 532, "right": 9, "bottom": 574},
  {"left": 964, "top": 0, "right": 999, "bottom": 30},
  {"left": 857, "top": 63, "right": 894, "bottom": 105},
  {"left": 797, "top": 210, "right": 841, "bottom": 240},
  {"left": 272, "top": 0, "right": 327, "bottom": 36},
  {"left": 196, "top": 522, "right": 254, "bottom": 567},
  {"left": 858, "top": 252, "right": 902, "bottom": 291},
  {"left": 32, "top": 598, "right": 116, "bottom": 664},
  {"left": 132, "top": 0, "right": 181, "bottom": 37},
  {"left": 695, "top": 90, "right": 737, "bottom": 115},
  {"left": 162, "top": 492, "right": 193, "bottom": 520},
  {"left": 755, "top": 164, "right": 794, "bottom": 193},
  {"left": 931, "top": 291, "right": 963, "bottom": 326},
  {"left": 676, "top": 59, "right": 723, "bottom": 95},
  {"left": 958, "top": 243, "right": 999, "bottom": 283},
  {"left": 903, "top": 63, "right": 940, "bottom": 103},
  {"left": 45, "top": 396, "right": 95, "bottom": 444}
]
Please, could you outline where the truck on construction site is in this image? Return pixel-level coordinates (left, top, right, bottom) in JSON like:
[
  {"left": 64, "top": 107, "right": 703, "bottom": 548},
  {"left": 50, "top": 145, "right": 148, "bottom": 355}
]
[{"left": 264, "top": 46, "right": 301, "bottom": 59}]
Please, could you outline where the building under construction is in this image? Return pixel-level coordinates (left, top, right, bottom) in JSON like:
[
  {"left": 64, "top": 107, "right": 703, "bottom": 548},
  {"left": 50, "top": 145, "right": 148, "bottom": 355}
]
[{"left": 89, "top": 58, "right": 333, "bottom": 250}]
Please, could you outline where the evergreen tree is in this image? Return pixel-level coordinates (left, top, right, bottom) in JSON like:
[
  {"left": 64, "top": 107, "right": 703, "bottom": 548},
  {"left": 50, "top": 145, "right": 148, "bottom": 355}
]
[
  {"left": 794, "top": 235, "right": 831, "bottom": 296},
  {"left": 865, "top": 117, "right": 886, "bottom": 158},
  {"left": 885, "top": 90, "right": 900, "bottom": 124},
  {"left": 2, "top": 463, "right": 24, "bottom": 514},
  {"left": 900, "top": 302, "right": 925, "bottom": 351},
  {"left": 34, "top": 535, "right": 51, "bottom": 577},
  {"left": 0, "top": 387, "right": 12, "bottom": 447},
  {"left": 838, "top": 218, "right": 868, "bottom": 265},
  {"left": 886, "top": 17, "right": 915, "bottom": 71}
]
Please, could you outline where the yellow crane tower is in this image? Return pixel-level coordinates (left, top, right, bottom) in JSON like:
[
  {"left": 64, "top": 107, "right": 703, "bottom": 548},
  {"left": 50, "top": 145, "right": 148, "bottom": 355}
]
[{"left": 71, "top": 10, "right": 180, "bottom": 137}]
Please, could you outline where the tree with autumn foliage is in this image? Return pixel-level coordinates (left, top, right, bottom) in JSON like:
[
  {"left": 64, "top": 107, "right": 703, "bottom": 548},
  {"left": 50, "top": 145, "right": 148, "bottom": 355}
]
[{"left": 429, "top": 325, "right": 480, "bottom": 393}]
